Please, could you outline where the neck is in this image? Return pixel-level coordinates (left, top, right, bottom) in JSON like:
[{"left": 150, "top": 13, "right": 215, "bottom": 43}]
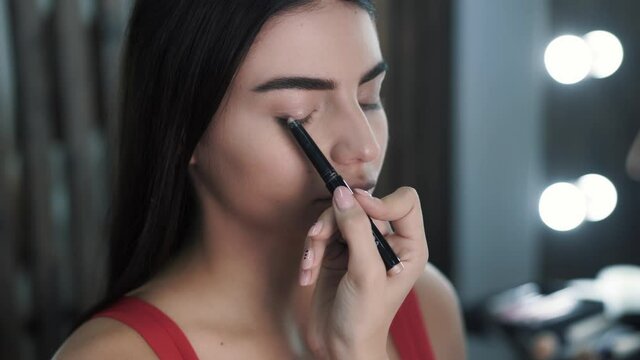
[
  {"left": 196, "top": 219, "right": 305, "bottom": 325},
  {"left": 157, "top": 197, "right": 318, "bottom": 338}
]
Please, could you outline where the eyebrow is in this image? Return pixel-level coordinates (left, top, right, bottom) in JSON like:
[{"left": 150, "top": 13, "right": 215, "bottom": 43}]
[{"left": 252, "top": 60, "right": 388, "bottom": 93}]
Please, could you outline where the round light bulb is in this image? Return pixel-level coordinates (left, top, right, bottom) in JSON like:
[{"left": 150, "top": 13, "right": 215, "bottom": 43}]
[
  {"left": 539, "top": 182, "right": 587, "bottom": 231},
  {"left": 584, "top": 30, "right": 624, "bottom": 79},
  {"left": 544, "top": 35, "right": 592, "bottom": 85},
  {"left": 576, "top": 174, "right": 617, "bottom": 221}
]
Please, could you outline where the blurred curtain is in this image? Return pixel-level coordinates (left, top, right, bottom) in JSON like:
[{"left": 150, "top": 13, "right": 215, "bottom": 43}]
[
  {"left": 376, "top": 0, "right": 453, "bottom": 278},
  {"left": 0, "top": 0, "right": 131, "bottom": 358}
]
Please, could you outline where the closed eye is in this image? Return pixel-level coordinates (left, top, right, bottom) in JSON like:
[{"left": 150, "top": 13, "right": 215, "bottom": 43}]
[{"left": 360, "top": 102, "right": 383, "bottom": 111}]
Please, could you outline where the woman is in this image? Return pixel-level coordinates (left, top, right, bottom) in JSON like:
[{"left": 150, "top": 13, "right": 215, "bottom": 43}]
[{"left": 54, "top": 0, "right": 465, "bottom": 358}]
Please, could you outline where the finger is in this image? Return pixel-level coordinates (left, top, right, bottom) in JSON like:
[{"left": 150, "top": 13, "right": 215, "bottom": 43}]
[
  {"left": 300, "top": 206, "right": 338, "bottom": 286},
  {"left": 383, "top": 233, "right": 429, "bottom": 267},
  {"left": 351, "top": 189, "right": 393, "bottom": 236},
  {"left": 371, "top": 217, "right": 393, "bottom": 237},
  {"left": 353, "top": 187, "right": 424, "bottom": 240},
  {"left": 332, "top": 186, "right": 385, "bottom": 283},
  {"left": 314, "top": 195, "right": 392, "bottom": 240},
  {"left": 299, "top": 192, "right": 394, "bottom": 286}
]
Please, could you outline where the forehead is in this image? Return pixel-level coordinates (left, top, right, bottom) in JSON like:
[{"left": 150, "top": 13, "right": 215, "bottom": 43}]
[{"left": 235, "top": 2, "right": 381, "bottom": 87}]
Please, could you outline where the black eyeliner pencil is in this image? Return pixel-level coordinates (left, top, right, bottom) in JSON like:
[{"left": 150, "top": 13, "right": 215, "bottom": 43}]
[{"left": 285, "top": 118, "right": 402, "bottom": 273}]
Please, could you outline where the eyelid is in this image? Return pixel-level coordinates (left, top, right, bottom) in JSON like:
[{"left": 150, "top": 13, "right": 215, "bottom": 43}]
[
  {"left": 276, "top": 110, "right": 315, "bottom": 125},
  {"left": 275, "top": 109, "right": 313, "bottom": 120}
]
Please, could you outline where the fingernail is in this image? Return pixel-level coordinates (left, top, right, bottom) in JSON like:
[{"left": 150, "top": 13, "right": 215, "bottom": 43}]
[
  {"left": 301, "top": 248, "right": 314, "bottom": 270},
  {"left": 334, "top": 186, "right": 354, "bottom": 210},
  {"left": 388, "top": 262, "right": 404, "bottom": 276},
  {"left": 307, "top": 221, "right": 322, "bottom": 237},
  {"left": 300, "top": 269, "right": 311, "bottom": 286},
  {"left": 354, "top": 188, "right": 372, "bottom": 197}
]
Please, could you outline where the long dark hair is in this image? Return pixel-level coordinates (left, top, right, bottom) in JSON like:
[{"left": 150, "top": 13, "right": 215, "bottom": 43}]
[{"left": 80, "top": 0, "right": 376, "bottom": 324}]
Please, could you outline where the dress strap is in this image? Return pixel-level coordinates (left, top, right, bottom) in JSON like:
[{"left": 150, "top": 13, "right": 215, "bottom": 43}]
[{"left": 93, "top": 297, "right": 199, "bottom": 360}]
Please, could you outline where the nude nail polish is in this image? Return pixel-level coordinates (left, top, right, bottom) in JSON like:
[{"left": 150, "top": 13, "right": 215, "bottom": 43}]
[{"left": 301, "top": 248, "right": 313, "bottom": 270}]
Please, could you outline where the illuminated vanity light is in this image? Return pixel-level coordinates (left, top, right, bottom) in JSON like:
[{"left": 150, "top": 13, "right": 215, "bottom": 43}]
[
  {"left": 544, "top": 35, "right": 592, "bottom": 85},
  {"left": 539, "top": 182, "right": 587, "bottom": 231},
  {"left": 576, "top": 173, "right": 617, "bottom": 222},
  {"left": 584, "top": 31, "right": 624, "bottom": 79}
]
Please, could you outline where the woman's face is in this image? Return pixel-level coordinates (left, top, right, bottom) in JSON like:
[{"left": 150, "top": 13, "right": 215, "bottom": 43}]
[{"left": 190, "top": 1, "right": 388, "bottom": 231}]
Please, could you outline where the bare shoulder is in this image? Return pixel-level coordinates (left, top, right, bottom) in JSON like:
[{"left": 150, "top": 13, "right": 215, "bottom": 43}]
[
  {"left": 53, "top": 317, "right": 156, "bottom": 360},
  {"left": 413, "top": 263, "right": 466, "bottom": 360}
]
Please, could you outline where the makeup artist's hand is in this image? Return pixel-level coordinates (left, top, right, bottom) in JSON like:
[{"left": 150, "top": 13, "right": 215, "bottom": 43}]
[{"left": 299, "top": 186, "right": 428, "bottom": 360}]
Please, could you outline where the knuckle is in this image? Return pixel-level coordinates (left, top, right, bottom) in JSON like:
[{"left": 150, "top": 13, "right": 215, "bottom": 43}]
[
  {"left": 306, "top": 233, "right": 321, "bottom": 242},
  {"left": 309, "top": 230, "right": 333, "bottom": 244},
  {"left": 399, "top": 186, "right": 419, "bottom": 201}
]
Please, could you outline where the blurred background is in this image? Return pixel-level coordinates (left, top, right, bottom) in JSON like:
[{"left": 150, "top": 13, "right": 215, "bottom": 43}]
[{"left": 1, "top": 0, "right": 639, "bottom": 359}]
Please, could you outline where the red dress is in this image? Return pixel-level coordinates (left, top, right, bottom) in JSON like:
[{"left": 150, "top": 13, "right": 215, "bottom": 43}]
[{"left": 94, "top": 288, "right": 436, "bottom": 359}]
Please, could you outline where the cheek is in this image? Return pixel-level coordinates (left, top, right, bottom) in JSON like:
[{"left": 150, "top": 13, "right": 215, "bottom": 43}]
[
  {"left": 191, "top": 116, "right": 318, "bottom": 224},
  {"left": 212, "top": 123, "right": 297, "bottom": 192}
]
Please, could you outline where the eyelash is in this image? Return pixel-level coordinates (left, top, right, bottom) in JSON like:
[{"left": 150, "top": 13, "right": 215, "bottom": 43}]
[
  {"left": 360, "top": 102, "right": 383, "bottom": 112},
  {"left": 283, "top": 102, "right": 383, "bottom": 126}
]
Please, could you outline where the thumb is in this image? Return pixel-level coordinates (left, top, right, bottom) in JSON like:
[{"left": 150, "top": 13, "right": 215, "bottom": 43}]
[{"left": 332, "top": 186, "right": 386, "bottom": 286}]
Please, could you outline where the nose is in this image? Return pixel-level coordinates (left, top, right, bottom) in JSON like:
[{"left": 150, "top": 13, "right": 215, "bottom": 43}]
[{"left": 328, "top": 106, "right": 382, "bottom": 166}]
